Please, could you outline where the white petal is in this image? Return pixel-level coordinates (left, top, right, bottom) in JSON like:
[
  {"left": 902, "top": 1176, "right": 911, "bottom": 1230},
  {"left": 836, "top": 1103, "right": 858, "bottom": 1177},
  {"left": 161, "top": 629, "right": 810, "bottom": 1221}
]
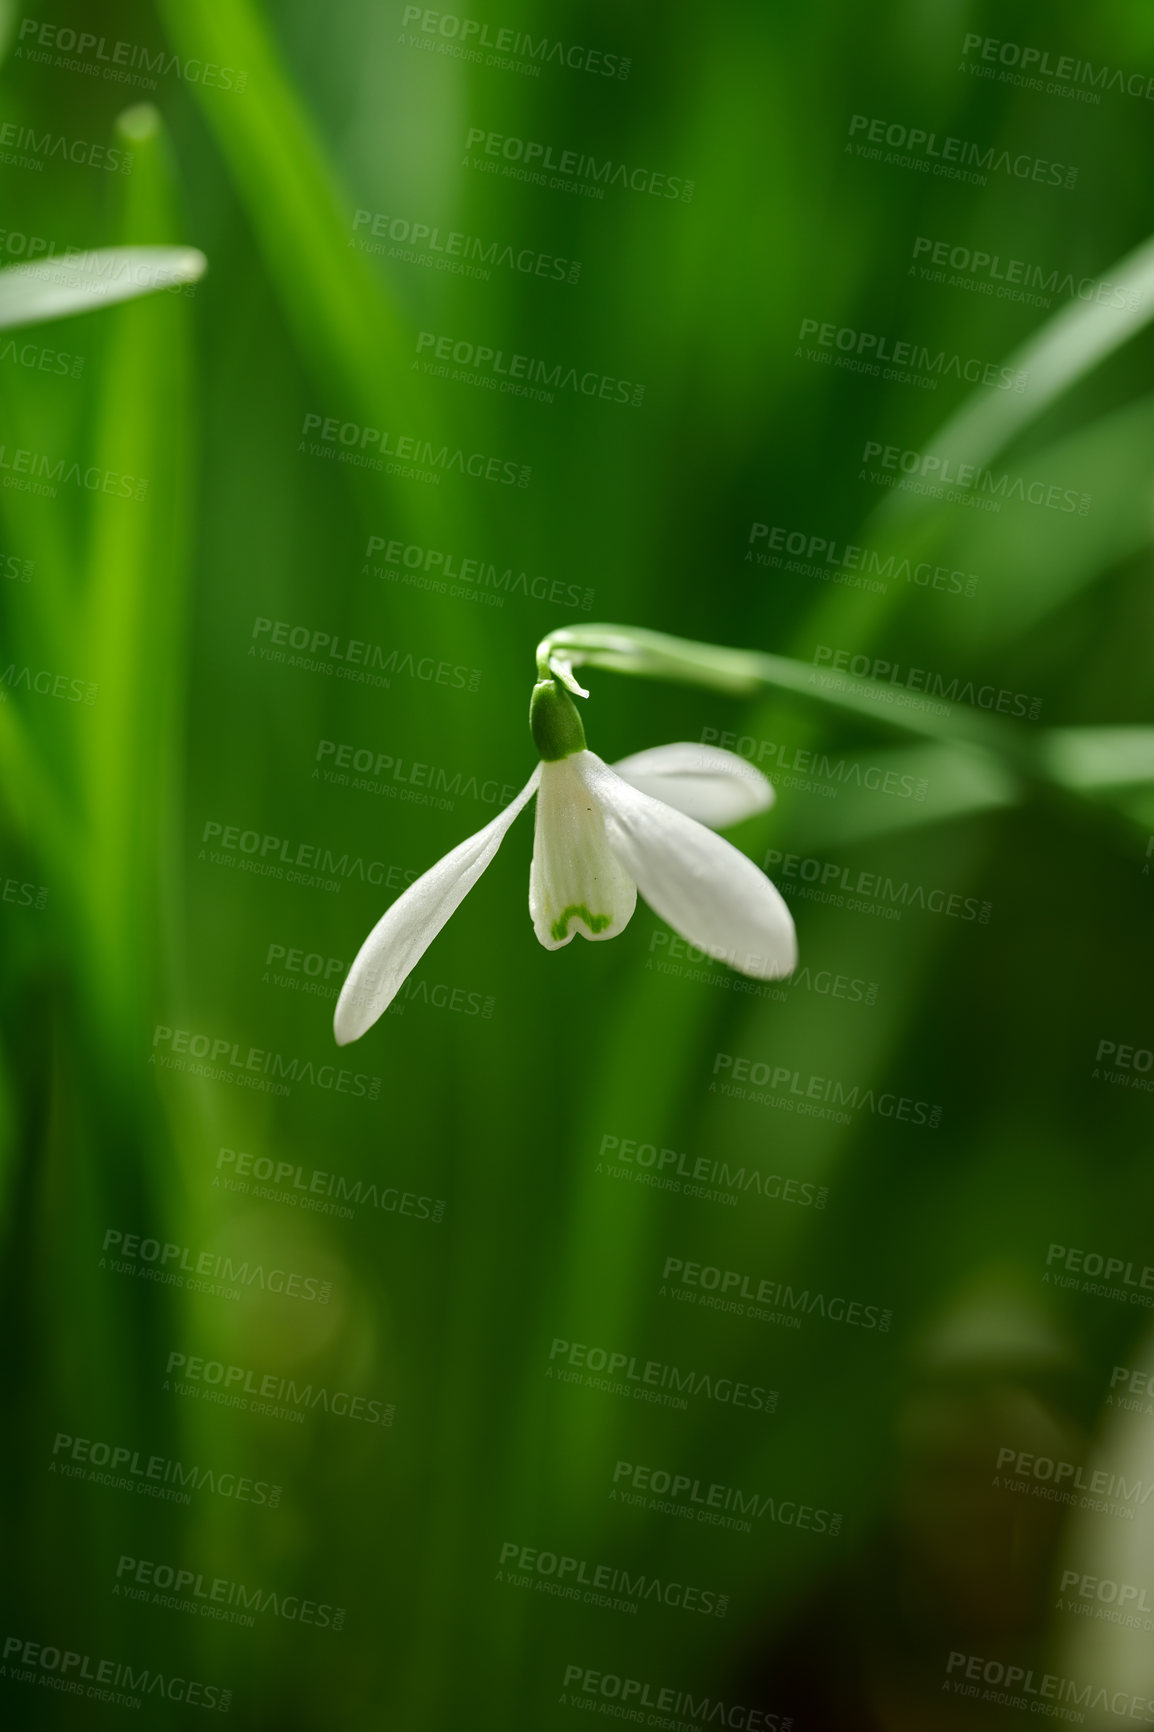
[
  {"left": 587, "top": 757, "right": 797, "bottom": 979},
  {"left": 529, "top": 751, "right": 637, "bottom": 949},
  {"left": 612, "top": 742, "right": 774, "bottom": 828},
  {"left": 334, "top": 769, "right": 539, "bottom": 1044},
  {"left": 0, "top": 247, "right": 207, "bottom": 330}
]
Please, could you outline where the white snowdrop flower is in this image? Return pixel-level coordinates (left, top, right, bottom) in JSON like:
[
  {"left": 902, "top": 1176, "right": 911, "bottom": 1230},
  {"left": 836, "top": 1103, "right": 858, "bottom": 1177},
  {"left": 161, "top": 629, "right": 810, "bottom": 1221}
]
[{"left": 334, "top": 679, "right": 796, "bottom": 1044}]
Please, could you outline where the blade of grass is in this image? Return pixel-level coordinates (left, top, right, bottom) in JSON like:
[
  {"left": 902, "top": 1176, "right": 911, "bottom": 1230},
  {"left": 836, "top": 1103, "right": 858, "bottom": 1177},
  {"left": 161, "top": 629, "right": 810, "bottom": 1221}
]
[
  {"left": 75, "top": 104, "right": 196, "bottom": 1072},
  {"left": 155, "top": 0, "right": 430, "bottom": 439}
]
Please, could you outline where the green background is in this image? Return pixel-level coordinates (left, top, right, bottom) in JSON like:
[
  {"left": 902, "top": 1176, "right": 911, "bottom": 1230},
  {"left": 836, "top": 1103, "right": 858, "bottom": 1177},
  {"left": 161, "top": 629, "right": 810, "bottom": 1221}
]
[{"left": 2, "top": 0, "right": 1154, "bottom": 1726}]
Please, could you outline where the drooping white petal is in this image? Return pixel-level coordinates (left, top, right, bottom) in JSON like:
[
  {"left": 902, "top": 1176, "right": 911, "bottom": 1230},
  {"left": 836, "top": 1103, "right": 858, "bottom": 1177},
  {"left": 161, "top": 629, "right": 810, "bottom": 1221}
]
[
  {"left": 529, "top": 751, "right": 637, "bottom": 949},
  {"left": 334, "top": 769, "right": 540, "bottom": 1044},
  {"left": 0, "top": 246, "right": 207, "bottom": 330},
  {"left": 587, "top": 756, "right": 797, "bottom": 979},
  {"left": 612, "top": 742, "right": 774, "bottom": 828}
]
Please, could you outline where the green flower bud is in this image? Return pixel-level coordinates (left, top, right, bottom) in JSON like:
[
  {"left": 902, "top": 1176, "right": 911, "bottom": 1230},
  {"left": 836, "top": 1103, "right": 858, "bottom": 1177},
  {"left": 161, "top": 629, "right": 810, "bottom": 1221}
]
[{"left": 530, "top": 678, "right": 587, "bottom": 761}]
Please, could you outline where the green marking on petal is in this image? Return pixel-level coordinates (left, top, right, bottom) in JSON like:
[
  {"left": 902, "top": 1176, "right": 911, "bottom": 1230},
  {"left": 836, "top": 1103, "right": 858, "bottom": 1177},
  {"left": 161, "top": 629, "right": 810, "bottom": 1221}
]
[{"left": 551, "top": 904, "right": 612, "bottom": 941}]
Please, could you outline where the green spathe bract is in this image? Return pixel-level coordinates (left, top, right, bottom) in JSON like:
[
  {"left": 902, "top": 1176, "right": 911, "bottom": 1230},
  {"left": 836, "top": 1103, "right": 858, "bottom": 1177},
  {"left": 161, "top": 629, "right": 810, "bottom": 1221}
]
[{"left": 530, "top": 678, "right": 587, "bottom": 761}]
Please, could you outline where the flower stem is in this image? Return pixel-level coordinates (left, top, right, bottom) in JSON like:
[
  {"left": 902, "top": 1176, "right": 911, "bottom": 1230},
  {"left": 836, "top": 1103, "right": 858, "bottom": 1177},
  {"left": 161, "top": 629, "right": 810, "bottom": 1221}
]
[{"left": 536, "top": 622, "right": 1148, "bottom": 814}]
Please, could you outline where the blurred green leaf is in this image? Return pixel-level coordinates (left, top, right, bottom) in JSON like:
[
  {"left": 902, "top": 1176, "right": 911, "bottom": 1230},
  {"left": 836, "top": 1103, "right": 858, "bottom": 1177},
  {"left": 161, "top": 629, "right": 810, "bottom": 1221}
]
[{"left": 155, "top": 0, "right": 428, "bottom": 435}]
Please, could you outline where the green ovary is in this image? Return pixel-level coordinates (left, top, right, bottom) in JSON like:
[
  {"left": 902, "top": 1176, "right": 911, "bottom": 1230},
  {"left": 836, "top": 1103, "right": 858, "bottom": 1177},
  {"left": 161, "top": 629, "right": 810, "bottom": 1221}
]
[{"left": 551, "top": 904, "right": 613, "bottom": 940}]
